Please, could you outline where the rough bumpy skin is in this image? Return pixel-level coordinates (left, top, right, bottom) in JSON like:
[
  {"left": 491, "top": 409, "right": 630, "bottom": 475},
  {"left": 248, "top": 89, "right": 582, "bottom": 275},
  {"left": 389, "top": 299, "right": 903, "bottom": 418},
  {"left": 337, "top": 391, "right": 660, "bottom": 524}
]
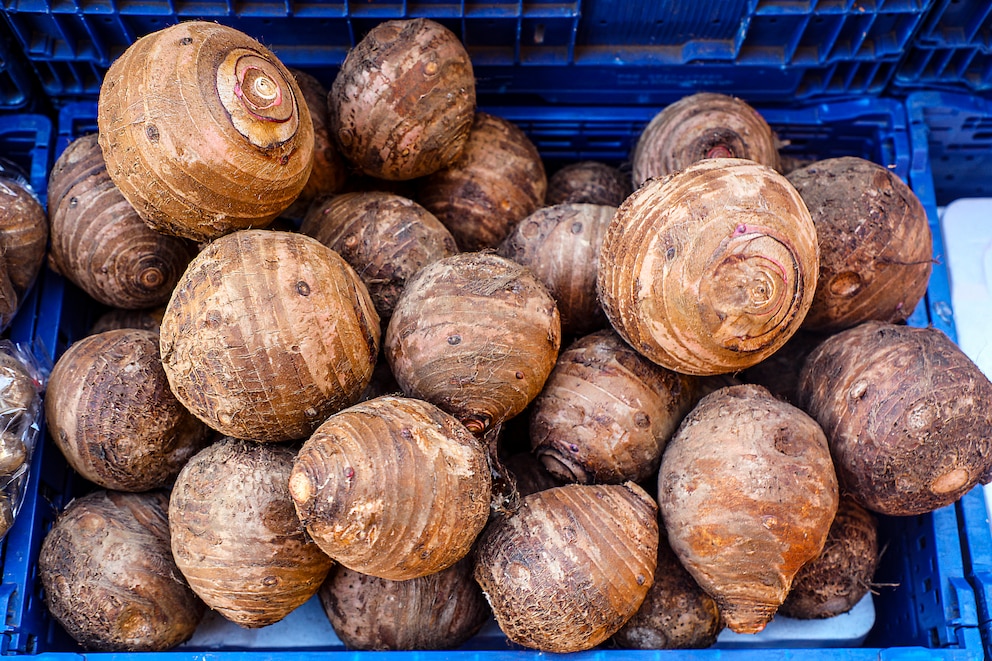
[
  {"left": 780, "top": 496, "right": 879, "bottom": 619},
  {"left": 289, "top": 396, "right": 492, "bottom": 580},
  {"left": 0, "top": 169, "right": 46, "bottom": 300},
  {"left": 301, "top": 191, "right": 458, "bottom": 319},
  {"left": 473, "top": 482, "right": 659, "bottom": 653},
  {"left": 47, "top": 134, "right": 197, "bottom": 309},
  {"left": 90, "top": 306, "right": 165, "bottom": 335},
  {"left": 546, "top": 161, "right": 631, "bottom": 207},
  {"left": 797, "top": 321, "right": 992, "bottom": 516},
  {"left": 38, "top": 490, "right": 205, "bottom": 651},
  {"left": 330, "top": 18, "right": 475, "bottom": 181},
  {"left": 787, "top": 156, "right": 933, "bottom": 332},
  {"left": 45, "top": 329, "right": 212, "bottom": 491},
  {"left": 170, "top": 438, "right": 333, "bottom": 627},
  {"left": 385, "top": 252, "right": 561, "bottom": 434},
  {"left": 530, "top": 329, "right": 698, "bottom": 484},
  {"left": 598, "top": 158, "right": 819, "bottom": 376},
  {"left": 498, "top": 203, "right": 615, "bottom": 337},
  {"left": 658, "top": 384, "right": 839, "bottom": 634},
  {"left": 160, "top": 230, "right": 380, "bottom": 441},
  {"left": 419, "top": 112, "right": 547, "bottom": 252},
  {"left": 318, "top": 557, "right": 489, "bottom": 650},
  {"left": 98, "top": 21, "right": 313, "bottom": 242},
  {"left": 632, "top": 92, "right": 780, "bottom": 186}
]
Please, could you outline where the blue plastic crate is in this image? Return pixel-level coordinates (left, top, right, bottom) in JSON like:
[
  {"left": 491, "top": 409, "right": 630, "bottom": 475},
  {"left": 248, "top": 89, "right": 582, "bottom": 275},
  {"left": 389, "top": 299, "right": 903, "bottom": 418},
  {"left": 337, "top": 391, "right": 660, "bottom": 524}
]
[
  {"left": 894, "top": 1, "right": 992, "bottom": 93},
  {"left": 0, "top": 17, "right": 38, "bottom": 110}
]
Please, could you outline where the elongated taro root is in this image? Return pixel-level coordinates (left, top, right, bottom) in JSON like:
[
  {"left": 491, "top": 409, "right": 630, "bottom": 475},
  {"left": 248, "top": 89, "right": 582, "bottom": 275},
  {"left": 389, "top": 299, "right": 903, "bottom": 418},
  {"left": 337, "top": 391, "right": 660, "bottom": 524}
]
[
  {"left": 160, "top": 230, "right": 380, "bottom": 441},
  {"left": 290, "top": 395, "right": 491, "bottom": 580},
  {"left": 0, "top": 159, "right": 47, "bottom": 300},
  {"left": 47, "top": 134, "right": 197, "bottom": 309},
  {"left": 420, "top": 112, "right": 547, "bottom": 251},
  {"left": 330, "top": 18, "right": 475, "bottom": 181},
  {"left": 498, "top": 203, "right": 614, "bottom": 337},
  {"left": 98, "top": 21, "right": 313, "bottom": 241},
  {"left": 474, "top": 482, "right": 658, "bottom": 652},
  {"left": 797, "top": 321, "right": 992, "bottom": 516},
  {"left": 779, "top": 496, "right": 878, "bottom": 619},
  {"left": 530, "top": 329, "right": 698, "bottom": 484},
  {"left": 599, "top": 158, "right": 819, "bottom": 376},
  {"left": 658, "top": 384, "right": 839, "bottom": 633},
  {"left": 301, "top": 191, "right": 458, "bottom": 319},
  {"left": 39, "top": 490, "right": 205, "bottom": 651},
  {"left": 632, "top": 93, "right": 780, "bottom": 186},
  {"left": 385, "top": 252, "right": 561, "bottom": 434},
  {"left": 787, "top": 157, "right": 933, "bottom": 332},
  {"left": 319, "top": 557, "right": 489, "bottom": 650},
  {"left": 46, "top": 329, "right": 213, "bottom": 491},
  {"left": 170, "top": 438, "right": 333, "bottom": 627},
  {"left": 546, "top": 161, "right": 631, "bottom": 207},
  {"left": 612, "top": 533, "right": 723, "bottom": 649}
]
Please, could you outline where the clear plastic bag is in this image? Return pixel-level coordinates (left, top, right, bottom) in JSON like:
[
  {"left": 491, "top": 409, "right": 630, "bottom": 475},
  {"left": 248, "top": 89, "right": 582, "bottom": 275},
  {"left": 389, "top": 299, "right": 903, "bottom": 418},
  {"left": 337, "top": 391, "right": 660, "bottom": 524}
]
[{"left": 0, "top": 340, "right": 45, "bottom": 540}]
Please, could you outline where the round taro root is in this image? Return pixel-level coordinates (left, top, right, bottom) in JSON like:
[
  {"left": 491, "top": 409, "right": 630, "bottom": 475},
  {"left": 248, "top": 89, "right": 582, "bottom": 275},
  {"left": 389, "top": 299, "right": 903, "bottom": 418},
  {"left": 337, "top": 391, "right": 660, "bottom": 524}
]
[
  {"left": 170, "top": 438, "right": 333, "bottom": 627},
  {"left": 90, "top": 306, "right": 166, "bottom": 335},
  {"left": 38, "top": 490, "right": 205, "bottom": 651},
  {"left": 530, "top": 329, "right": 698, "bottom": 485},
  {"left": 658, "top": 384, "right": 839, "bottom": 634},
  {"left": 546, "top": 161, "right": 631, "bottom": 207},
  {"left": 632, "top": 92, "right": 780, "bottom": 186},
  {"left": 419, "top": 112, "right": 547, "bottom": 251},
  {"left": 160, "top": 230, "right": 380, "bottom": 441},
  {"left": 385, "top": 252, "right": 561, "bottom": 434},
  {"left": 779, "top": 496, "right": 879, "bottom": 619},
  {"left": 474, "top": 482, "right": 659, "bottom": 653},
  {"left": 797, "top": 321, "right": 992, "bottom": 516},
  {"left": 612, "top": 534, "right": 723, "bottom": 649},
  {"left": 787, "top": 157, "right": 933, "bottom": 332},
  {"left": 290, "top": 395, "right": 492, "bottom": 580},
  {"left": 498, "top": 203, "right": 615, "bottom": 337},
  {"left": 598, "top": 158, "right": 819, "bottom": 376},
  {"left": 47, "top": 134, "right": 197, "bottom": 309},
  {"left": 300, "top": 191, "right": 458, "bottom": 319},
  {"left": 319, "top": 557, "right": 489, "bottom": 650},
  {"left": 740, "top": 330, "right": 826, "bottom": 405},
  {"left": 0, "top": 160, "right": 47, "bottom": 300},
  {"left": 98, "top": 21, "right": 314, "bottom": 241},
  {"left": 330, "top": 18, "right": 475, "bottom": 181},
  {"left": 45, "top": 329, "right": 213, "bottom": 491}
]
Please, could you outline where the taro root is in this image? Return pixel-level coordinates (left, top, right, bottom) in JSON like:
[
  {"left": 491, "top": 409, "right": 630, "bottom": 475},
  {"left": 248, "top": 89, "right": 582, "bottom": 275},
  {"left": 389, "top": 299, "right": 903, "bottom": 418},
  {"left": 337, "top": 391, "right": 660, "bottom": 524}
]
[
  {"left": 632, "top": 92, "right": 780, "bottom": 186},
  {"left": 419, "top": 112, "right": 546, "bottom": 251},
  {"left": 503, "top": 451, "right": 563, "bottom": 498},
  {"left": 160, "top": 230, "right": 380, "bottom": 441},
  {"left": 0, "top": 159, "right": 47, "bottom": 300},
  {"left": 0, "top": 431, "right": 27, "bottom": 475},
  {"left": 530, "top": 329, "right": 698, "bottom": 485},
  {"left": 658, "top": 384, "right": 839, "bottom": 634},
  {"left": 740, "top": 330, "right": 826, "bottom": 405},
  {"left": 319, "top": 557, "right": 489, "bottom": 650},
  {"left": 0, "top": 350, "right": 38, "bottom": 432},
  {"left": 780, "top": 496, "right": 879, "bottom": 619},
  {"left": 290, "top": 395, "right": 491, "bottom": 580},
  {"left": 90, "top": 306, "right": 166, "bottom": 335},
  {"left": 797, "top": 321, "right": 992, "bottom": 516},
  {"left": 45, "top": 329, "right": 213, "bottom": 491},
  {"left": 98, "top": 21, "right": 313, "bottom": 242},
  {"left": 612, "top": 533, "right": 723, "bottom": 649},
  {"left": 598, "top": 158, "right": 819, "bottom": 376},
  {"left": 546, "top": 161, "right": 631, "bottom": 207},
  {"left": 170, "top": 438, "right": 333, "bottom": 627},
  {"left": 385, "top": 252, "right": 561, "bottom": 434},
  {"left": 473, "top": 482, "right": 658, "bottom": 653},
  {"left": 497, "top": 203, "right": 614, "bottom": 337},
  {"left": 300, "top": 191, "right": 458, "bottom": 319},
  {"left": 47, "top": 134, "right": 197, "bottom": 309},
  {"left": 330, "top": 18, "right": 475, "bottom": 181},
  {"left": 38, "top": 490, "right": 205, "bottom": 651},
  {"left": 787, "top": 156, "right": 933, "bottom": 332}
]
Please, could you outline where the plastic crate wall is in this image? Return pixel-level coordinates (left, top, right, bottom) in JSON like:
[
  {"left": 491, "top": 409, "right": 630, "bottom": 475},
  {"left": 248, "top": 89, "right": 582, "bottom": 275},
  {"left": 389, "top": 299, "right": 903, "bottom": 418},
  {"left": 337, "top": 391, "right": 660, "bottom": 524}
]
[
  {"left": 895, "top": 1, "right": 992, "bottom": 93},
  {"left": 0, "top": 0, "right": 933, "bottom": 102},
  {"left": 0, "top": 96, "right": 986, "bottom": 659},
  {"left": 0, "top": 18, "right": 40, "bottom": 110}
]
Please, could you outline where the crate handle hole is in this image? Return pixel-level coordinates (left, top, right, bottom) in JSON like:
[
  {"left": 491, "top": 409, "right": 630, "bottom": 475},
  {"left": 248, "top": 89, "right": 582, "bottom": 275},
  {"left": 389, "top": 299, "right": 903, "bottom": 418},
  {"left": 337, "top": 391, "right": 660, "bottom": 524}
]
[{"left": 534, "top": 24, "right": 545, "bottom": 45}]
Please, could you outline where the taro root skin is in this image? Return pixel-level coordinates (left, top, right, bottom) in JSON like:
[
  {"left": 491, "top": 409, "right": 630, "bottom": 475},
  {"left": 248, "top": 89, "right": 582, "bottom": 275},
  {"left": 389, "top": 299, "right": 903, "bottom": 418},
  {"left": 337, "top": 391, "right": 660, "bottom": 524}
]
[
  {"left": 658, "top": 384, "right": 839, "bottom": 634},
  {"left": 598, "top": 157, "right": 819, "bottom": 376},
  {"left": 473, "top": 482, "right": 659, "bottom": 653},
  {"left": 160, "top": 230, "right": 380, "bottom": 441},
  {"left": 38, "top": 490, "right": 205, "bottom": 652},
  {"left": 546, "top": 161, "right": 631, "bottom": 207},
  {"left": 330, "top": 18, "right": 476, "bottom": 181},
  {"left": 98, "top": 21, "right": 314, "bottom": 242},
  {"left": 0, "top": 171, "right": 47, "bottom": 300},
  {"left": 797, "top": 321, "right": 992, "bottom": 516}
]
